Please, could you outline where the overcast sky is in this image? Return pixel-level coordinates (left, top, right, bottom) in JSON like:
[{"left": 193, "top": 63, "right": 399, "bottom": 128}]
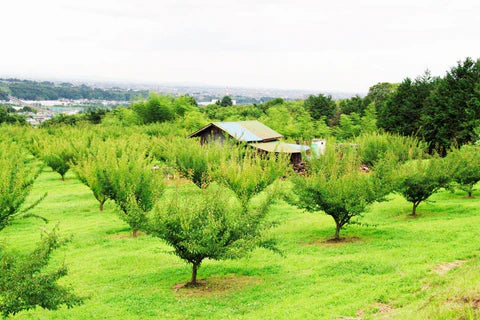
[{"left": 1, "top": 0, "right": 479, "bottom": 92}]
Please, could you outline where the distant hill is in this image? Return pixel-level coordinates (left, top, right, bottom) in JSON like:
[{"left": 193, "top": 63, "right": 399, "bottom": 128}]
[{"left": 0, "top": 79, "right": 149, "bottom": 101}]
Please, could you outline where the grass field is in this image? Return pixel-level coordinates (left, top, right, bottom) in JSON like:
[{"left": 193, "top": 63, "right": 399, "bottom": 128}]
[{"left": 2, "top": 167, "right": 480, "bottom": 319}]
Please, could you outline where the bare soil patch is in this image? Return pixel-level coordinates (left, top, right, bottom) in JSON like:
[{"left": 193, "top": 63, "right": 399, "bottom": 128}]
[
  {"left": 306, "top": 236, "right": 361, "bottom": 247},
  {"left": 433, "top": 260, "right": 466, "bottom": 275},
  {"left": 461, "top": 296, "right": 480, "bottom": 310},
  {"left": 374, "top": 302, "right": 394, "bottom": 314},
  {"left": 172, "top": 275, "right": 261, "bottom": 297}
]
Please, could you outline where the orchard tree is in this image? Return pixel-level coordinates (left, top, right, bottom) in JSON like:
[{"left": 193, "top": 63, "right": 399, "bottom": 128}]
[
  {"left": 212, "top": 149, "right": 289, "bottom": 210},
  {"left": 395, "top": 157, "right": 451, "bottom": 216},
  {"left": 149, "top": 185, "right": 278, "bottom": 286},
  {"left": 446, "top": 145, "right": 480, "bottom": 197},
  {"left": 0, "top": 229, "right": 83, "bottom": 318},
  {"left": 149, "top": 150, "right": 288, "bottom": 285},
  {"left": 0, "top": 143, "right": 81, "bottom": 317},
  {"left": 133, "top": 93, "right": 175, "bottom": 124},
  {"left": 71, "top": 148, "right": 109, "bottom": 211},
  {"left": 39, "top": 136, "right": 75, "bottom": 181},
  {"left": 95, "top": 138, "right": 166, "bottom": 237},
  {"left": 171, "top": 138, "right": 223, "bottom": 188},
  {"left": 293, "top": 147, "right": 392, "bottom": 240},
  {"left": 0, "top": 142, "right": 45, "bottom": 229}
]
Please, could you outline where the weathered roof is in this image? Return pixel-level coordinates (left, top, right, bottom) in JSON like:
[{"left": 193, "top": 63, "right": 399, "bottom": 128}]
[
  {"left": 249, "top": 141, "right": 310, "bottom": 154},
  {"left": 188, "top": 120, "right": 283, "bottom": 142}
]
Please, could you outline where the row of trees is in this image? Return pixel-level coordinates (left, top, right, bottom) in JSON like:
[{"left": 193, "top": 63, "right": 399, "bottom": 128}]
[
  {"left": 377, "top": 58, "right": 480, "bottom": 153},
  {"left": 2, "top": 123, "right": 480, "bottom": 317},
  {"left": 0, "top": 140, "right": 82, "bottom": 318},
  {"left": 23, "top": 126, "right": 480, "bottom": 282}
]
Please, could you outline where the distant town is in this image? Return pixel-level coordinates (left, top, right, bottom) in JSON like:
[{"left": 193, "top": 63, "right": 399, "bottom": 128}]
[{"left": 0, "top": 77, "right": 363, "bottom": 125}]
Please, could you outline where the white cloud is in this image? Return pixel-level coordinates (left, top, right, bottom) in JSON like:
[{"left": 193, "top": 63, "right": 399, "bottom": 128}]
[{"left": 1, "top": 0, "right": 479, "bottom": 92}]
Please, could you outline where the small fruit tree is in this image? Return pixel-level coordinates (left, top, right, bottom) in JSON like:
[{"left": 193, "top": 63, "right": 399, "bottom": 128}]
[
  {"left": 395, "top": 157, "right": 451, "bottom": 216},
  {"left": 293, "top": 147, "right": 393, "bottom": 240},
  {"left": 149, "top": 148, "right": 288, "bottom": 285}
]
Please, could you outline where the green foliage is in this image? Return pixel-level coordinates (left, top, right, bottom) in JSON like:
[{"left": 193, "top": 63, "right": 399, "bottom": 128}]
[
  {"left": 149, "top": 183, "right": 278, "bottom": 285},
  {"left": 338, "top": 95, "right": 366, "bottom": 115},
  {"left": 173, "top": 95, "right": 197, "bottom": 116},
  {"left": 304, "top": 94, "right": 336, "bottom": 121},
  {"left": 293, "top": 147, "right": 390, "bottom": 239},
  {"left": 1, "top": 78, "right": 147, "bottom": 101},
  {"left": 70, "top": 141, "right": 110, "bottom": 211},
  {"left": 93, "top": 137, "right": 166, "bottom": 236},
  {"left": 446, "top": 145, "right": 480, "bottom": 197},
  {"left": 364, "top": 82, "right": 398, "bottom": 107},
  {"left": 0, "top": 107, "right": 26, "bottom": 125},
  {"left": 260, "top": 101, "right": 330, "bottom": 140},
  {"left": 354, "top": 132, "right": 428, "bottom": 166},
  {"left": 212, "top": 149, "right": 289, "bottom": 209},
  {"left": 102, "top": 107, "right": 142, "bottom": 126},
  {"left": 149, "top": 149, "right": 285, "bottom": 285},
  {"left": 181, "top": 109, "right": 209, "bottom": 131},
  {"left": 420, "top": 58, "right": 480, "bottom": 154},
  {"left": 217, "top": 96, "right": 233, "bottom": 107},
  {"left": 395, "top": 158, "right": 451, "bottom": 215},
  {"left": 0, "top": 142, "right": 43, "bottom": 230},
  {"left": 40, "top": 137, "right": 75, "bottom": 181},
  {"left": 168, "top": 138, "right": 224, "bottom": 188},
  {"left": 0, "top": 228, "right": 83, "bottom": 318},
  {"left": 133, "top": 93, "right": 175, "bottom": 124},
  {"left": 335, "top": 104, "right": 378, "bottom": 141},
  {"left": 378, "top": 72, "right": 437, "bottom": 136},
  {"left": 336, "top": 113, "right": 362, "bottom": 140}
]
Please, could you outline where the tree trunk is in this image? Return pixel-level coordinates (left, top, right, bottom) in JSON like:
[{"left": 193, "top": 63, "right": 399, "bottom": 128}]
[
  {"left": 61, "top": 175, "right": 65, "bottom": 181},
  {"left": 132, "top": 228, "right": 137, "bottom": 237},
  {"left": 334, "top": 222, "right": 341, "bottom": 240},
  {"left": 468, "top": 191, "right": 473, "bottom": 198},
  {"left": 99, "top": 199, "right": 105, "bottom": 211},
  {"left": 190, "top": 263, "right": 198, "bottom": 285},
  {"left": 411, "top": 203, "right": 418, "bottom": 216}
]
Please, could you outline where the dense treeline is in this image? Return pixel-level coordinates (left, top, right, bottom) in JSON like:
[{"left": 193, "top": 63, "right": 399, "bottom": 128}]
[
  {"left": 0, "top": 79, "right": 148, "bottom": 101},
  {"left": 377, "top": 58, "right": 480, "bottom": 153},
  {"left": 7, "top": 57, "right": 480, "bottom": 156}
]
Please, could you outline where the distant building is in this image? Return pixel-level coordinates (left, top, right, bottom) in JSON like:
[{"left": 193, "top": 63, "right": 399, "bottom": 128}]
[{"left": 188, "top": 120, "right": 309, "bottom": 165}]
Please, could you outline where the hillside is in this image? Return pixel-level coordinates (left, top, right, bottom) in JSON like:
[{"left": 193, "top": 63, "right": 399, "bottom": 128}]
[
  {"left": 0, "top": 79, "right": 148, "bottom": 101},
  {"left": 3, "top": 166, "right": 480, "bottom": 319}
]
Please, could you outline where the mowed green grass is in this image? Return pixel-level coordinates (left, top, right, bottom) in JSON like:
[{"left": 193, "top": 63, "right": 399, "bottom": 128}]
[{"left": 2, "top": 167, "right": 480, "bottom": 319}]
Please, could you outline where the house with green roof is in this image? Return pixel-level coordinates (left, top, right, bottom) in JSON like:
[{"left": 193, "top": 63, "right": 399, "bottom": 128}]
[{"left": 188, "top": 120, "right": 311, "bottom": 165}]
